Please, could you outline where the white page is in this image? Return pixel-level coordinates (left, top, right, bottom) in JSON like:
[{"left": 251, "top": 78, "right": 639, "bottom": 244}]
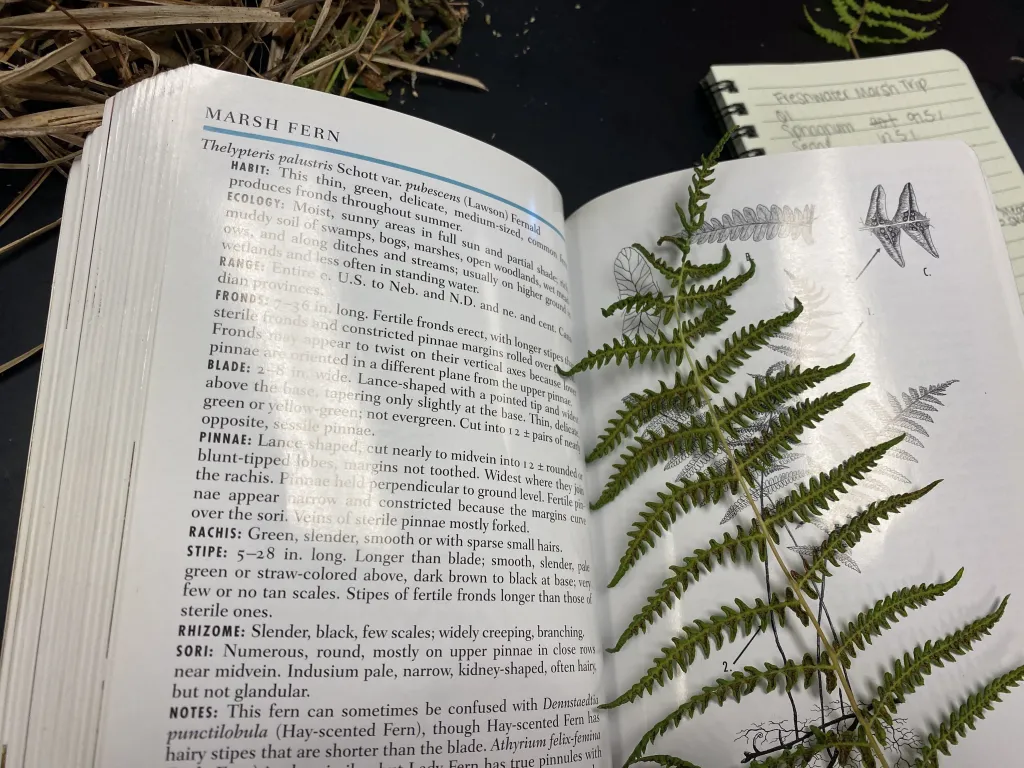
[
  {"left": 709, "top": 50, "right": 1024, "bottom": 309},
  {"left": 94, "top": 68, "right": 608, "bottom": 767},
  {"left": 565, "top": 142, "right": 1024, "bottom": 766}
]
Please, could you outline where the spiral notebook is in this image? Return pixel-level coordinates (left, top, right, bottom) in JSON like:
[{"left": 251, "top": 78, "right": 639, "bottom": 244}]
[{"left": 704, "top": 49, "right": 1024, "bottom": 311}]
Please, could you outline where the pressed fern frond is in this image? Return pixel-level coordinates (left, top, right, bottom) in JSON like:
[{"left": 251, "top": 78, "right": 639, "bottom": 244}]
[
  {"left": 622, "top": 656, "right": 836, "bottom": 765},
  {"left": 867, "top": 597, "right": 1010, "bottom": 734},
  {"left": 680, "top": 131, "right": 732, "bottom": 235},
  {"left": 596, "top": 356, "right": 856, "bottom": 518},
  {"left": 593, "top": 418, "right": 729, "bottom": 508},
  {"left": 595, "top": 380, "right": 865, "bottom": 511},
  {"left": 608, "top": 436, "right": 903, "bottom": 615},
  {"left": 557, "top": 304, "right": 732, "bottom": 376},
  {"left": 609, "top": 521, "right": 768, "bottom": 651},
  {"left": 836, "top": 569, "right": 963, "bottom": 667},
  {"left": 796, "top": 480, "right": 942, "bottom": 593},
  {"left": 605, "top": 591, "right": 808, "bottom": 705},
  {"left": 606, "top": 467, "right": 739, "bottom": 590},
  {"left": 735, "top": 384, "right": 870, "bottom": 475},
  {"left": 567, "top": 136, "right": 1015, "bottom": 768},
  {"left": 633, "top": 242, "right": 684, "bottom": 283},
  {"left": 677, "top": 254, "right": 756, "bottom": 310},
  {"left": 602, "top": 292, "right": 676, "bottom": 324},
  {"left": 633, "top": 757, "right": 703, "bottom": 768},
  {"left": 915, "top": 664, "right": 1024, "bottom": 767},
  {"left": 752, "top": 434, "right": 906, "bottom": 527},
  {"left": 587, "top": 301, "right": 805, "bottom": 463},
  {"left": 804, "top": 0, "right": 946, "bottom": 56}
]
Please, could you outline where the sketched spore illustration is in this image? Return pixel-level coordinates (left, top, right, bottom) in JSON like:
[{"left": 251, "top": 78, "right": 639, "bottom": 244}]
[
  {"left": 612, "top": 246, "right": 661, "bottom": 336},
  {"left": 692, "top": 204, "right": 815, "bottom": 245},
  {"left": 863, "top": 182, "right": 939, "bottom": 267}
]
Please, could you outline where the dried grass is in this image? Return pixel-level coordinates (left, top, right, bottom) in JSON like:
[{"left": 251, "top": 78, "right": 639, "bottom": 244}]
[{"left": 0, "top": 0, "right": 479, "bottom": 374}]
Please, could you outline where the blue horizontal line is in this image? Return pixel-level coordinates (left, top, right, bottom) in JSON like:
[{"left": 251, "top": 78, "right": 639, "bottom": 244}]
[{"left": 202, "top": 125, "right": 564, "bottom": 241}]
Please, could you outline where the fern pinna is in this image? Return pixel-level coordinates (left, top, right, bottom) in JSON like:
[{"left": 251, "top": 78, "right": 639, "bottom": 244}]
[
  {"left": 558, "top": 134, "right": 1023, "bottom": 768},
  {"left": 804, "top": 0, "right": 947, "bottom": 58}
]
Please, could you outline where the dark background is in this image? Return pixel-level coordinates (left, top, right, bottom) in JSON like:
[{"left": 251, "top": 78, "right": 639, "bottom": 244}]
[{"left": 1, "top": 0, "right": 1023, "bottom": 624}]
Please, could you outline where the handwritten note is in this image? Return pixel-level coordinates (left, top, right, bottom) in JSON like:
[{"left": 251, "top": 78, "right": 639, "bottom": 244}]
[{"left": 709, "top": 50, "right": 1024, "bottom": 308}]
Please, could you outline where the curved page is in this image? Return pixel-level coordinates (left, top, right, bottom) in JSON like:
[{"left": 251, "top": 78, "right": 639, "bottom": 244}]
[{"left": 97, "top": 67, "right": 606, "bottom": 768}]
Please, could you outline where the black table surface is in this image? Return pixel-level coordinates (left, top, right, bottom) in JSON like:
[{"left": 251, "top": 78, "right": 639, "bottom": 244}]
[{"left": 2, "top": 0, "right": 1023, "bottom": 625}]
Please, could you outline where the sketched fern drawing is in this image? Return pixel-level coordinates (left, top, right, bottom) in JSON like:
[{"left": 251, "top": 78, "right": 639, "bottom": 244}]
[
  {"left": 766, "top": 271, "right": 841, "bottom": 363},
  {"left": 693, "top": 203, "right": 816, "bottom": 245},
  {"left": 859, "top": 183, "right": 939, "bottom": 277},
  {"left": 613, "top": 246, "right": 662, "bottom": 336},
  {"left": 564, "top": 135, "right": 1022, "bottom": 768}
]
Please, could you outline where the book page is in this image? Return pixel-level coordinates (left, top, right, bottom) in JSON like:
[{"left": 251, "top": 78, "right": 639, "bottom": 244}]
[
  {"left": 709, "top": 50, "right": 1024, "bottom": 309},
  {"left": 96, "top": 69, "right": 608, "bottom": 768},
  {"left": 565, "top": 142, "right": 1024, "bottom": 766}
]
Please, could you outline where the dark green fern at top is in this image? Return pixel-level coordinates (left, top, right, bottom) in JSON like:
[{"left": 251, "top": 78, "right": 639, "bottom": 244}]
[
  {"left": 559, "top": 133, "right": 1022, "bottom": 768},
  {"left": 804, "top": 0, "right": 947, "bottom": 57}
]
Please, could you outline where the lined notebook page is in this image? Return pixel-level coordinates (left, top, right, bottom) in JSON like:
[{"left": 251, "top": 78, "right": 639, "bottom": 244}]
[{"left": 708, "top": 50, "right": 1024, "bottom": 308}]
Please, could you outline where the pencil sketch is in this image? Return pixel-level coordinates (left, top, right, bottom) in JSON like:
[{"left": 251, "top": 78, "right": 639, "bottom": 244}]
[
  {"left": 861, "top": 182, "right": 939, "bottom": 270},
  {"left": 692, "top": 203, "right": 816, "bottom": 245},
  {"left": 612, "top": 246, "right": 661, "bottom": 336}
]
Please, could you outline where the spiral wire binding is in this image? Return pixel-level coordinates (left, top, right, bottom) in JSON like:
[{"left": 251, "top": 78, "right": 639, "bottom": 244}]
[{"left": 701, "top": 78, "right": 766, "bottom": 158}]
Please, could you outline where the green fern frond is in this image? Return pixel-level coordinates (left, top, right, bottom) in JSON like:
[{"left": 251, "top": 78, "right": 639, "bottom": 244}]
[
  {"left": 681, "top": 246, "right": 733, "bottom": 281},
  {"left": 602, "top": 292, "right": 675, "bottom": 323},
  {"left": 736, "top": 384, "right": 870, "bottom": 474},
  {"left": 609, "top": 522, "right": 767, "bottom": 651},
  {"left": 677, "top": 254, "right": 756, "bottom": 309},
  {"left": 587, "top": 373, "right": 697, "bottom": 463},
  {"left": 633, "top": 757, "right": 703, "bottom": 768},
  {"left": 633, "top": 242, "right": 683, "bottom": 283},
  {"left": 586, "top": 301, "right": 804, "bottom": 462},
  {"left": 863, "top": 0, "right": 947, "bottom": 22},
  {"left": 836, "top": 569, "right": 963, "bottom": 667},
  {"left": 716, "top": 356, "right": 855, "bottom": 438},
  {"left": 868, "top": 597, "right": 1010, "bottom": 735},
  {"left": 796, "top": 480, "right": 942, "bottom": 593},
  {"left": 622, "top": 656, "right": 835, "bottom": 765},
  {"left": 593, "top": 417, "right": 727, "bottom": 508},
  {"left": 594, "top": 356, "right": 856, "bottom": 515},
  {"left": 805, "top": 0, "right": 946, "bottom": 53},
  {"left": 557, "top": 304, "right": 731, "bottom": 376},
  {"left": 756, "top": 435, "right": 905, "bottom": 528},
  {"left": 695, "top": 299, "right": 804, "bottom": 388},
  {"left": 608, "top": 438, "right": 904, "bottom": 643},
  {"left": 803, "top": 5, "right": 852, "bottom": 51},
  {"left": 915, "top": 664, "right": 1024, "bottom": 767},
  {"left": 606, "top": 591, "right": 808, "bottom": 705},
  {"left": 606, "top": 467, "right": 739, "bottom": 589},
  {"left": 681, "top": 131, "right": 732, "bottom": 234}
]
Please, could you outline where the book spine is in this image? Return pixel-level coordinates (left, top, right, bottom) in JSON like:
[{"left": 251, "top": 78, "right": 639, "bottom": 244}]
[{"left": 702, "top": 77, "right": 765, "bottom": 158}]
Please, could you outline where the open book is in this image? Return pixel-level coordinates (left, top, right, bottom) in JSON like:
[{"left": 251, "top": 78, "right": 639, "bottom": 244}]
[{"left": 3, "top": 65, "right": 1024, "bottom": 768}]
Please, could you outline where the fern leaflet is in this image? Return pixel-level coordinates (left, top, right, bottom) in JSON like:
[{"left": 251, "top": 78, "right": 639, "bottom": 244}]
[
  {"left": 622, "top": 656, "right": 836, "bottom": 765},
  {"left": 594, "top": 358, "right": 856, "bottom": 510},
  {"left": 605, "top": 591, "right": 807, "bottom": 706},
  {"left": 587, "top": 301, "right": 805, "bottom": 462},
  {"left": 804, "top": 0, "right": 947, "bottom": 56},
  {"left": 835, "top": 569, "right": 963, "bottom": 667},
  {"left": 557, "top": 304, "right": 731, "bottom": 376},
  {"left": 867, "top": 597, "right": 1010, "bottom": 735},
  {"left": 914, "top": 665, "right": 1024, "bottom": 767},
  {"left": 796, "top": 480, "right": 942, "bottom": 593},
  {"left": 608, "top": 437, "right": 904, "bottom": 627},
  {"left": 735, "top": 384, "right": 870, "bottom": 475}
]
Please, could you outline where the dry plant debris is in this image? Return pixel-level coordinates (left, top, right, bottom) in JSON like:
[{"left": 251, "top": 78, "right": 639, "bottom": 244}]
[{"left": 0, "top": 0, "right": 480, "bottom": 374}]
